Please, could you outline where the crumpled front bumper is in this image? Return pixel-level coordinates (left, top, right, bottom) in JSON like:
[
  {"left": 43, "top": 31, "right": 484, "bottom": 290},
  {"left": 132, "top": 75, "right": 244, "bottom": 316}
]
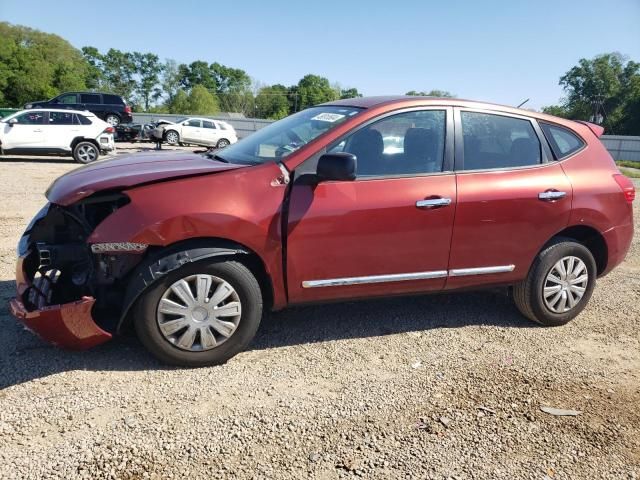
[{"left": 9, "top": 255, "right": 112, "bottom": 350}]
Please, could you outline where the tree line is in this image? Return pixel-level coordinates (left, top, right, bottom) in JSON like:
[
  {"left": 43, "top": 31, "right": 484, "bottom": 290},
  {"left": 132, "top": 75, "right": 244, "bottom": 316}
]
[{"left": 0, "top": 22, "right": 637, "bottom": 132}]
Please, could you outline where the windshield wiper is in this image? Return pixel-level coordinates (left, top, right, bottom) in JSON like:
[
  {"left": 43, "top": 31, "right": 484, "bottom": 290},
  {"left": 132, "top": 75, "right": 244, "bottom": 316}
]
[{"left": 205, "top": 151, "right": 230, "bottom": 163}]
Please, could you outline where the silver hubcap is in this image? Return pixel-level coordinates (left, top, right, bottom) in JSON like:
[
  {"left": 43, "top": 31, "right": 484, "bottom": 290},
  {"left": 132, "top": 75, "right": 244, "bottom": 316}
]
[
  {"left": 166, "top": 132, "right": 178, "bottom": 143},
  {"left": 156, "top": 274, "right": 241, "bottom": 351},
  {"left": 77, "top": 144, "right": 97, "bottom": 162},
  {"left": 543, "top": 256, "right": 588, "bottom": 313},
  {"left": 218, "top": 139, "right": 229, "bottom": 148},
  {"left": 106, "top": 115, "right": 119, "bottom": 126}
]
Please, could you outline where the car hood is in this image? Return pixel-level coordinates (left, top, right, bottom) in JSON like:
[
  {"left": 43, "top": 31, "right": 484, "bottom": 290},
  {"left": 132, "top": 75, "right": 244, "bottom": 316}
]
[{"left": 46, "top": 151, "right": 245, "bottom": 205}]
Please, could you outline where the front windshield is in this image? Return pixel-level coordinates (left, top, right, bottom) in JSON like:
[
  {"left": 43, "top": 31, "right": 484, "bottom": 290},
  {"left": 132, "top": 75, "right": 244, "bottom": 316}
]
[{"left": 218, "top": 106, "right": 362, "bottom": 165}]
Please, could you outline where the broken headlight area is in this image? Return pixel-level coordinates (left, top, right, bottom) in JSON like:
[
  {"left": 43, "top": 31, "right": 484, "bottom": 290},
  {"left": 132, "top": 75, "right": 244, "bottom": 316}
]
[{"left": 19, "top": 192, "right": 145, "bottom": 332}]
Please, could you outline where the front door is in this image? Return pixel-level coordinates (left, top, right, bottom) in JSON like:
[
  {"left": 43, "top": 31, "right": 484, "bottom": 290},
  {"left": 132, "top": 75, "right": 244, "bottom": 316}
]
[
  {"left": 201, "top": 120, "right": 220, "bottom": 146},
  {"left": 287, "top": 108, "right": 456, "bottom": 304},
  {"left": 182, "top": 119, "right": 202, "bottom": 143},
  {"left": 446, "top": 108, "right": 573, "bottom": 290},
  {"left": 2, "top": 111, "right": 46, "bottom": 149}
]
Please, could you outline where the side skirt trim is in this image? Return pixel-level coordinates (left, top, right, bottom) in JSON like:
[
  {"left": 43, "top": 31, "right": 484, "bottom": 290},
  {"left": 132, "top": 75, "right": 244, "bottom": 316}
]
[{"left": 301, "top": 265, "right": 515, "bottom": 288}]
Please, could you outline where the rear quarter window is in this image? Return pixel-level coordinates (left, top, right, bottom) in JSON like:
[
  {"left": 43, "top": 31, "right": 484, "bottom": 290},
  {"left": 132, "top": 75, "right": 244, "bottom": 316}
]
[
  {"left": 540, "top": 123, "right": 585, "bottom": 159},
  {"left": 76, "top": 114, "right": 92, "bottom": 125},
  {"left": 103, "top": 94, "right": 124, "bottom": 105}
]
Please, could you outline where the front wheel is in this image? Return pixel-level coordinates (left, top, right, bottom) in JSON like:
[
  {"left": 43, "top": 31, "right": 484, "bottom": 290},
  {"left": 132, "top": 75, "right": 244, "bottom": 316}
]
[
  {"left": 164, "top": 130, "right": 179, "bottom": 145},
  {"left": 134, "top": 260, "right": 263, "bottom": 367},
  {"left": 513, "top": 239, "right": 597, "bottom": 326},
  {"left": 73, "top": 141, "right": 100, "bottom": 164}
]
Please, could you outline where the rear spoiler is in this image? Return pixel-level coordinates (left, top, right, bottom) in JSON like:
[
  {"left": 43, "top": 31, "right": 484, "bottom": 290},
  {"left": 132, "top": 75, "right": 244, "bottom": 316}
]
[{"left": 574, "top": 120, "right": 604, "bottom": 138}]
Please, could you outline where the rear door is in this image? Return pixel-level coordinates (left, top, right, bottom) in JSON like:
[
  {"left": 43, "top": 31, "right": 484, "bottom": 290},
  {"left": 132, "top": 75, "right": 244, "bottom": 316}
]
[
  {"left": 44, "top": 111, "right": 78, "bottom": 149},
  {"left": 446, "top": 108, "right": 572, "bottom": 289},
  {"left": 201, "top": 120, "right": 220, "bottom": 146},
  {"left": 80, "top": 93, "right": 103, "bottom": 118},
  {"left": 286, "top": 107, "right": 456, "bottom": 303}
]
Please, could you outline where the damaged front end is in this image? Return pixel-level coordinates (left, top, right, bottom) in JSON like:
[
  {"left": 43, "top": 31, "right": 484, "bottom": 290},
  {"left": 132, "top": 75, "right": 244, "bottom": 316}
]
[{"left": 10, "top": 193, "right": 144, "bottom": 349}]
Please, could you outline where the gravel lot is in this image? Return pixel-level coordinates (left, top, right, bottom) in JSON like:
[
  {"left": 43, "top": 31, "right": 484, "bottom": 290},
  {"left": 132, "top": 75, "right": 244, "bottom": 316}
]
[{"left": 0, "top": 150, "right": 638, "bottom": 479}]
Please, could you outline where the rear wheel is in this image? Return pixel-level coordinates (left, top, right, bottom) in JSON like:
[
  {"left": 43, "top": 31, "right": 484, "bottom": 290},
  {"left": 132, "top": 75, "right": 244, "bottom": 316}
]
[
  {"left": 134, "top": 260, "right": 263, "bottom": 367},
  {"left": 73, "top": 141, "right": 99, "bottom": 164},
  {"left": 513, "top": 239, "right": 596, "bottom": 326},
  {"left": 105, "top": 114, "right": 121, "bottom": 126},
  {"left": 216, "top": 138, "right": 230, "bottom": 148}
]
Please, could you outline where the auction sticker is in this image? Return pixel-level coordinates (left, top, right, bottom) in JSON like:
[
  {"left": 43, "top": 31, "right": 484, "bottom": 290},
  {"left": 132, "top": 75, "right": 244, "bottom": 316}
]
[{"left": 311, "top": 112, "right": 345, "bottom": 122}]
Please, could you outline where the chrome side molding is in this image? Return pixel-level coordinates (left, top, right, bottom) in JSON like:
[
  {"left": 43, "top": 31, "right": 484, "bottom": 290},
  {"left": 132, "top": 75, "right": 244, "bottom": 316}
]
[
  {"left": 301, "top": 270, "right": 448, "bottom": 288},
  {"left": 302, "top": 265, "right": 515, "bottom": 288},
  {"left": 448, "top": 265, "right": 515, "bottom": 277}
]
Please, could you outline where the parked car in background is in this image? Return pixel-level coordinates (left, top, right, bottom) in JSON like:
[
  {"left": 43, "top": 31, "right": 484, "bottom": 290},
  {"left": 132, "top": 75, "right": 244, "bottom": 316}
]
[
  {"left": 153, "top": 117, "right": 237, "bottom": 148},
  {"left": 9, "top": 97, "right": 634, "bottom": 367},
  {"left": 24, "top": 92, "right": 133, "bottom": 126},
  {"left": 0, "top": 108, "right": 115, "bottom": 163}
]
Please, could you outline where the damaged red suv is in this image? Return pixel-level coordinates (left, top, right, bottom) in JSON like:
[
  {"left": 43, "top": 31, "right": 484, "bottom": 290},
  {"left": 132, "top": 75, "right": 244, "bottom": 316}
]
[{"left": 10, "top": 97, "right": 634, "bottom": 366}]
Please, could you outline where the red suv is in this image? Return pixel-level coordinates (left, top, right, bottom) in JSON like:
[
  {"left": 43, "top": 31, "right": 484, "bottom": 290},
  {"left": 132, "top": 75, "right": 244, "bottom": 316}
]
[{"left": 9, "top": 97, "right": 635, "bottom": 366}]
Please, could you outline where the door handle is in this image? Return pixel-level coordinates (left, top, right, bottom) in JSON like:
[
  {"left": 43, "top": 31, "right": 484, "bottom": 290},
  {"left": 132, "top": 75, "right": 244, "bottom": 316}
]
[
  {"left": 416, "top": 198, "right": 452, "bottom": 209},
  {"left": 538, "top": 190, "right": 567, "bottom": 201}
]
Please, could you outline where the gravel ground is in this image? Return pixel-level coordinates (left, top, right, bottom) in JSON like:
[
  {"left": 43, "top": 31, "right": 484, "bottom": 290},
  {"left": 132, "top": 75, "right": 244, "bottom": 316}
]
[{"left": 0, "top": 151, "right": 638, "bottom": 479}]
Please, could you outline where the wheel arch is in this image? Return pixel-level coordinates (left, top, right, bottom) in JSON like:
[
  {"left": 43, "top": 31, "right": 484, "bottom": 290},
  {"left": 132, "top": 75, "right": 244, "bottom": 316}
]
[
  {"left": 543, "top": 225, "right": 608, "bottom": 276},
  {"left": 70, "top": 137, "right": 99, "bottom": 150},
  {"left": 116, "top": 237, "right": 274, "bottom": 333}
]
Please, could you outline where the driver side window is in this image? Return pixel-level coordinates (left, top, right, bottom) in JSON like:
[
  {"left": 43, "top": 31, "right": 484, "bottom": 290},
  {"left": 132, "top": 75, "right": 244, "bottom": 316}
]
[{"left": 330, "top": 110, "right": 446, "bottom": 177}]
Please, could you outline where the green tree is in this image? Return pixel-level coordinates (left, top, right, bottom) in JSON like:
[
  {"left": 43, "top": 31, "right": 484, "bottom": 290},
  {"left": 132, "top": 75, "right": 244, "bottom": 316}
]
[
  {"left": 340, "top": 87, "right": 362, "bottom": 99},
  {"left": 187, "top": 84, "right": 219, "bottom": 114},
  {"left": 81, "top": 46, "right": 105, "bottom": 89},
  {"left": 211, "top": 62, "right": 253, "bottom": 115},
  {"left": 161, "top": 59, "right": 182, "bottom": 104},
  {"left": 0, "top": 22, "right": 88, "bottom": 106},
  {"left": 255, "top": 84, "right": 289, "bottom": 119},
  {"left": 543, "top": 53, "right": 640, "bottom": 134},
  {"left": 132, "top": 52, "right": 163, "bottom": 111},
  {"left": 168, "top": 88, "right": 190, "bottom": 114},
  {"left": 179, "top": 61, "right": 217, "bottom": 92},
  {"left": 297, "top": 74, "right": 339, "bottom": 110},
  {"left": 405, "top": 89, "right": 454, "bottom": 97}
]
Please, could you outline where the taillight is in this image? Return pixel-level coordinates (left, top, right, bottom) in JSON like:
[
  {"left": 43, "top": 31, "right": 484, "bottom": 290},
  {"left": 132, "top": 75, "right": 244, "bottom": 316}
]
[
  {"left": 124, "top": 105, "right": 132, "bottom": 114},
  {"left": 104, "top": 126, "right": 115, "bottom": 134},
  {"left": 613, "top": 173, "right": 636, "bottom": 203}
]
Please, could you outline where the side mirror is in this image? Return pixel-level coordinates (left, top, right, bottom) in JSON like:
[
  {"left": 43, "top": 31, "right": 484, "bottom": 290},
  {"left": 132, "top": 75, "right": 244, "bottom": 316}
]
[
  {"left": 316, "top": 152, "right": 357, "bottom": 182},
  {"left": 8, "top": 118, "right": 17, "bottom": 126}
]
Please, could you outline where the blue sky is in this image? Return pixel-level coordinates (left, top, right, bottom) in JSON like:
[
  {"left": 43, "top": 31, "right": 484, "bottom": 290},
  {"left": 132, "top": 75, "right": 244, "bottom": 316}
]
[{"left": 1, "top": 0, "right": 639, "bottom": 109}]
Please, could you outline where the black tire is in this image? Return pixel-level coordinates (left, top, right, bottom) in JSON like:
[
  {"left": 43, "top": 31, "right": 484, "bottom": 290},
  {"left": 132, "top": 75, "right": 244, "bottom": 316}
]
[
  {"left": 73, "top": 141, "right": 100, "bottom": 164},
  {"left": 164, "top": 130, "right": 180, "bottom": 145},
  {"left": 134, "top": 259, "right": 263, "bottom": 367},
  {"left": 216, "top": 138, "right": 230, "bottom": 148},
  {"left": 513, "top": 238, "right": 597, "bottom": 327},
  {"left": 105, "top": 114, "right": 121, "bottom": 126}
]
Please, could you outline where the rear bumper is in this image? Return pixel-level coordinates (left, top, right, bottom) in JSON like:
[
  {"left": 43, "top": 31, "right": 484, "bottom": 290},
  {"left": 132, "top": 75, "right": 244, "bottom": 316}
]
[
  {"left": 9, "top": 255, "right": 112, "bottom": 350},
  {"left": 601, "top": 223, "right": 634, "bottom": 276}
]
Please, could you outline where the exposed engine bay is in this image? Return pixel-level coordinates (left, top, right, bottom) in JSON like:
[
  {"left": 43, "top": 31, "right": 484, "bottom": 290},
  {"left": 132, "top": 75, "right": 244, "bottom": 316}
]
[{"left": 19, "top": 192, "right": 144, "bottom": 332}]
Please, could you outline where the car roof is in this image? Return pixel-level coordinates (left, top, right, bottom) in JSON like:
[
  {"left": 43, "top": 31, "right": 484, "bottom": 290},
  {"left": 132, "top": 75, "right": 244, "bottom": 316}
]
[
  {"left": 20, "top": 108, "right": 96, "bottom": 115},
  {"left": 322, "top": 95, "right": 580, "bottom": 127}
]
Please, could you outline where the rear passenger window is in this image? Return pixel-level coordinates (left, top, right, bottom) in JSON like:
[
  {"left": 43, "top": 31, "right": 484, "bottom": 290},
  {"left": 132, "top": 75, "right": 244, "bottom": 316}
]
[
  {"left": 540, "top": 123, "right": 584, "bottom": 159},
  {"left": 461, "top": 112, "right": 541, "bottom": 170},
  {"left": 48, "top": 111, "right": 74, "bottom": 125},
  {"left": 203, "top": 120, "right": 216, "bottom": 129},
  {"left": 81, "top": 94, "right": 101, "bottom": 104}
]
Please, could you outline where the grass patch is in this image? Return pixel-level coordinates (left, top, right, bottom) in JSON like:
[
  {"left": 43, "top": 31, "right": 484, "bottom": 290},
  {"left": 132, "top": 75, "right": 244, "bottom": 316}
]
[
  {"left": 619, "top": 167, "right": 640, "bottom": 179},
  {"left": 616, "top": 160, "right": 640, "bottom": 169}
]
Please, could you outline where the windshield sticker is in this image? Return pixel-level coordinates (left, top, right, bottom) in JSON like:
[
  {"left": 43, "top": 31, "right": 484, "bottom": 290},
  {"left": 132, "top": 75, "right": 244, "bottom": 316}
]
[{"left": 311, "top": 112, "right": 346, "bottom": 122}]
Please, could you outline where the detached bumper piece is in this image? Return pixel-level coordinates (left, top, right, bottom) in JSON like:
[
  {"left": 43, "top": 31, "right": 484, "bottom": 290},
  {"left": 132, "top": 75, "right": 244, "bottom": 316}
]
[{"left": 10, "top": 255, "right": 112, "bottom": 350}]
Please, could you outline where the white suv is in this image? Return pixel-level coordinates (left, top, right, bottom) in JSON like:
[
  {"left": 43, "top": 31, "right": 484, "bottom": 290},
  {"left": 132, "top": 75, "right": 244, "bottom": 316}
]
[
  {"left": 0, "top": 109, "right": 115, "bottom": 163},
  {"left": 155, "top": 117, "right": 238, "bottom": 148}
]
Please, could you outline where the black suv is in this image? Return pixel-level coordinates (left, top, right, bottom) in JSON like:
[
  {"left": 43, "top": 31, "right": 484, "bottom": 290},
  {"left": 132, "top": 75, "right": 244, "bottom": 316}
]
[{"left": 25, "top": 92, "right": 133, "bottom": 126}]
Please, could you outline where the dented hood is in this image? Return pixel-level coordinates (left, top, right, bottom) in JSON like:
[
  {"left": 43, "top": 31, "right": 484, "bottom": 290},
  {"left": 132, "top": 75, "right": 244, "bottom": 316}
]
[{"left": 46, "top": 151, "right": 244, "bottom": 205}]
